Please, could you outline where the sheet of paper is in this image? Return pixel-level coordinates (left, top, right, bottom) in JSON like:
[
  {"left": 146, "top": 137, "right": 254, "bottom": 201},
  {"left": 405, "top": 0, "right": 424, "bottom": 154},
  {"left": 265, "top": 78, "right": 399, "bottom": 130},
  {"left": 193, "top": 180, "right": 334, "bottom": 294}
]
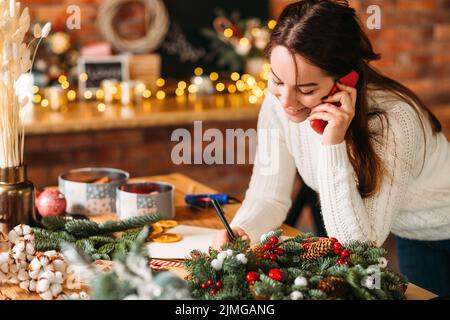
[{"left": 146, "top": 225, "right": 218, "bottom": 260}]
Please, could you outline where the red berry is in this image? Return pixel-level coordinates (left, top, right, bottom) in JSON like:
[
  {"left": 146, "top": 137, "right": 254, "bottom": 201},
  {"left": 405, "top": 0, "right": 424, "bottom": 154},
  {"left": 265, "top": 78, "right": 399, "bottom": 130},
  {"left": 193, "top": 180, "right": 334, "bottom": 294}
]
[
  {"left": 201, "top": 283, "right": 207, "bottom": 289},
  {"left": 270, "top": 254, "right": 277, "bottom": 261},
  {"left": 263, "top": 243, "right": 272, "bottom": 250},
  {"left": 344, "top": 260, "right": 350, "bottom": 265},
  {"left": 330, "top": 237, "right": 338, "bottom": 243},
  {"left": 276, "top": 248, "right": 284, "bottom": 256},
  {"left": 333, "top": 242, "right": 342, "bottom": 250},
  {"left": 246, "top": 271, "right": 259, "bottom": 283},
  {"left": 337, "top": 259, "right": 344, "bottom": 265},
  {"left": 207, "top": 280, "right": 213, "bottom": 286},
  {"left": 270, "top": 236, "right": 279, "bottom": 245},
  {"left": 263, "top": 253, "right": 270, "bottom": 260},
  {"left": 216, "top": 281, "right": 222, "bottom": 288},
  {"left": 210, "top": 289, "right": 217, "bottom": 296},
  {"left": 341, "top": 250, "right": 350, "bottom": 258},
  {"left": 268, "top": 269, "right": 283, "bottom": 282}
]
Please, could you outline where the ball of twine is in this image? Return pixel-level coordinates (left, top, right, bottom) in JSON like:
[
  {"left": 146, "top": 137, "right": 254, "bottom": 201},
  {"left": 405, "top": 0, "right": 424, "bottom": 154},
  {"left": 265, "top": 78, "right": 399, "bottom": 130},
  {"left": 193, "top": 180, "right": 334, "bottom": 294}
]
[{"left": 97, "top": 0, "right": 170, "bottom": 53}]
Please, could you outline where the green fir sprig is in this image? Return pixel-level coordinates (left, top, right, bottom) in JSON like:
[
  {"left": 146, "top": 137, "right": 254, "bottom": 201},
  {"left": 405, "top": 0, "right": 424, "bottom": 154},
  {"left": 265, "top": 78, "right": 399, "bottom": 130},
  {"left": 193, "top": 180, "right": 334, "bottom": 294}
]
[{"left": 33, "top": 214, "right": 160, "bottom": 261}]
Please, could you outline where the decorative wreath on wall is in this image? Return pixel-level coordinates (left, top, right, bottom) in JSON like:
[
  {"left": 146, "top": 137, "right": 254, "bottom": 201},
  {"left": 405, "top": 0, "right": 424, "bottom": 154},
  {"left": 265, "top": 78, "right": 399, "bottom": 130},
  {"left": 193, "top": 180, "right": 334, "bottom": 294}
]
[{"left": 97, "top": 0, "right": 170, "bottom": 53}]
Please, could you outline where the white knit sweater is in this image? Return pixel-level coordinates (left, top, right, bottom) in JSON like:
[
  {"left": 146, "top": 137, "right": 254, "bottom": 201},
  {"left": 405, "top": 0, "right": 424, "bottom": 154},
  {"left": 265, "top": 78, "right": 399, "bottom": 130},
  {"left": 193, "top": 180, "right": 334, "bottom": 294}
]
[{"left": 231, "top": 87, "right": 450, "bottom": 246}]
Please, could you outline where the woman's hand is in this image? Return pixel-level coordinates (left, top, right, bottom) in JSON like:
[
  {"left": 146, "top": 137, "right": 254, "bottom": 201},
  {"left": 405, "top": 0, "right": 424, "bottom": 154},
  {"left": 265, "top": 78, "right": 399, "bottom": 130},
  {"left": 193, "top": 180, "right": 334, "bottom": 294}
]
[
  {"left": 308, "top": 82, "right": 357, "bottom": 145},
  {"left": 212, "top": 227, "right": 250, "bottom": 250}
]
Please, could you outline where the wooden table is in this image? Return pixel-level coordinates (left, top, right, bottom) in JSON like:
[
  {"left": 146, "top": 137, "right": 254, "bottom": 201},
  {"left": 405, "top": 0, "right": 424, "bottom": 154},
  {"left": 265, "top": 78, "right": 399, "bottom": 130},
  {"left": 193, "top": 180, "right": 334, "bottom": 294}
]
[{"left": 0, "top": 173, "right": 437, "bottom": 300}]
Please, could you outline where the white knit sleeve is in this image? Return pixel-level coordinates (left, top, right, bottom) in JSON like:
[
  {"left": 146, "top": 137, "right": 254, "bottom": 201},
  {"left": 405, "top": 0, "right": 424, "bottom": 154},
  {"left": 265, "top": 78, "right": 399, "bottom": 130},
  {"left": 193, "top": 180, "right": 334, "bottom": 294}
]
[
  {"left": 316, "top": 101, "right": 425, "bottom": 246},
  {"left": 230, "top": 95, "right": 297, "bottom": 244}
]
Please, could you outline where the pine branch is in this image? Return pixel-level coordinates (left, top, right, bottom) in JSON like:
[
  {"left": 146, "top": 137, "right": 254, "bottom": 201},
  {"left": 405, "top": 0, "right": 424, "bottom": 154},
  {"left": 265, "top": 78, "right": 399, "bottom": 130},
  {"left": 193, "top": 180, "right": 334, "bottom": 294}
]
[
  {"left": 65, "top": 219, "right": 101, "bottom": 238},
  {"left": 98, "top": 214, "right": 160, "bottom": 234},
  {"left": 41, "top": 216, "right": 71, "bottom": 231}
]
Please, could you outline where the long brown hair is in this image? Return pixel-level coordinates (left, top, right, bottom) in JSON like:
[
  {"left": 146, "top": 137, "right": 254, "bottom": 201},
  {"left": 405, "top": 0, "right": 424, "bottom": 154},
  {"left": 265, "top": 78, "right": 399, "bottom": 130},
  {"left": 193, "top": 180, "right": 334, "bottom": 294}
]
[{"left": 266, "top": 0, "right": 442, "bottom": 198}]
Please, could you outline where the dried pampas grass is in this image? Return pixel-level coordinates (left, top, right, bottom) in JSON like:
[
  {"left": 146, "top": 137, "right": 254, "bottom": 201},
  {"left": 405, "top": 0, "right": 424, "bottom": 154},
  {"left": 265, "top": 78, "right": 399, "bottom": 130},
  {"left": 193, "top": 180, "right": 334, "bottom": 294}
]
[{"left": 0, "top": 0, "right": 50, "bottom": 168}]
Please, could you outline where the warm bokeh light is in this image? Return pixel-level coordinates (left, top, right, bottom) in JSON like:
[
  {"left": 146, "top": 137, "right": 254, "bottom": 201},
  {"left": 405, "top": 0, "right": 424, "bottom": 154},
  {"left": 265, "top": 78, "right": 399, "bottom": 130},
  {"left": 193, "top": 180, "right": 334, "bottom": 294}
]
[
  {"left": 193, "top": 76, "right": 203, "bottom": 85},
  {"left": 268, "top": 20, "right": 277, "bottom": 30},
  {"left": 58, "top": 75, "right": 67, "bottom": 84},
  {"left": 32, "top": 86, "right": 39, "bottom": 94},
  {"left": 79, "top": 73, "right": 88, "bottom": 82},
  {"left": 156, "top": 78, "right": 165, "bottom": 87},
  {"left": 236, "top": 80, "right": 246, "bottom": 92},
  {"left": 194, "top": 67, "right": 204, "bottom": 76},
  {"left": 175, "top": 88, "right": 185, "bottom": 96},
  {"left": 143, "top": 89, "right": 152, "bottom": 98},
  {"left": 96, "top": 89, "right": 105, "bottom": 100},
  {"left": 230, "top": 72, "right": 240, "bottom": 81},
  {"left": 209, "top": 72, "right": 219, "bottom": 81},
  {"left": 97, "top": 103, "right": 106, "bottom": 112},
  {"left": 223, "top": 28, "right": 233, "bottom": 38},
  {"left": 239, "top": 37, "right": 250, "bottom": 46},
  {"left": 84, "top": 90, "right": 93, "bottom": 99},
  {"left": 41, "top": 99, "right": 49, "bottom": 107},
  {"left": 61, "top": 81, "right": 70, "bottom": 90},
  {"left": 178, "top": 81, "right": 187, "bottom": 89},
  {"left": 249, "top": 95, "right": 258, "bottom": 104},
  {"left": 228, "top": 84, "right": 237, "bottom": 94},
  {"left": 67, "top": 90, "right": 77, "bottom": 101},
  {"left": 216, "top": 82, "right": 225, "bottom": 92},
  {"left": 156, "top": 90, "right": 166, "bottom": 100},
  {"left": 33, "top": 94, "right": 42, "bottom": 104},
  {"left": 188, "top": 84, "right": 199, "bottom": 94}
]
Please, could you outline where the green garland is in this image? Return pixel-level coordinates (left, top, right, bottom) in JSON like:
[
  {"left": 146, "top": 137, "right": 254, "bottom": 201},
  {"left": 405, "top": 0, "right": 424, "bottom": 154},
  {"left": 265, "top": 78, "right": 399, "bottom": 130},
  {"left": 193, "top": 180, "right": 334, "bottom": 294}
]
[
  {"left": 184, "top": 230, "right": 409, "bottom": 300},
  {"left": 33, "top": 214, "right": 160, "bottom": 261}
]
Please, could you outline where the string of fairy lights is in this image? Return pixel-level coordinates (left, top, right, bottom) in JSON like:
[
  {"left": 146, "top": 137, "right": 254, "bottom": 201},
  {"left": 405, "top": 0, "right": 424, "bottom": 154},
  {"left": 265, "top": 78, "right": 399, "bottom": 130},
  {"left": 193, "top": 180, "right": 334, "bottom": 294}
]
[{"left": 31, "top": 19, "right": 277, "bottom": 113}]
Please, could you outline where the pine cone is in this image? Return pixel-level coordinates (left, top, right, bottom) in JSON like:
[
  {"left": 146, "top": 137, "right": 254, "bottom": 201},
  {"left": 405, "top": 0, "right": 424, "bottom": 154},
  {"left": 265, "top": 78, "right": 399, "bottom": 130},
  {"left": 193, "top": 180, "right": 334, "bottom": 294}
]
[
  {"left": 300, "top": 238, "right": 334, "bottom": 261},
  {"left": 317, "top": 276, "right": 349, "bottom": 298},
  {"left": 250, "top": 244, "right": 265, "bottom": 264}
]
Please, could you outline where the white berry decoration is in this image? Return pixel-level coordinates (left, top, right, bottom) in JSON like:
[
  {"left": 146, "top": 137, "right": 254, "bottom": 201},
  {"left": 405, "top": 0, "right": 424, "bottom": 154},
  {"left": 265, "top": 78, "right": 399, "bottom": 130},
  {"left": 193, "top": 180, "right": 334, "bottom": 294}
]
[
  {"left": 290, "top": 290, "right": 304, "bottom": 300},
  {"left": 235, "top": 253, "right": 248, "bottom": 264},
  {"left": 211, "top": 259, "right": 223, "bottom": 271},
  {"left": 294, "top": 276, "right": 308, "bottom": 287}
]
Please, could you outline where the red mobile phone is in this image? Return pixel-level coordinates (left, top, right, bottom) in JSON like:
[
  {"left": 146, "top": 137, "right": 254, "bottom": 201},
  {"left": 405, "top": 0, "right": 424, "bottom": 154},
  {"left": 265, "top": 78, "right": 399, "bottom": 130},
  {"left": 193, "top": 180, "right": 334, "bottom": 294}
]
[{"left": 310, "top": 70, "right": 359, "bottom": 134}]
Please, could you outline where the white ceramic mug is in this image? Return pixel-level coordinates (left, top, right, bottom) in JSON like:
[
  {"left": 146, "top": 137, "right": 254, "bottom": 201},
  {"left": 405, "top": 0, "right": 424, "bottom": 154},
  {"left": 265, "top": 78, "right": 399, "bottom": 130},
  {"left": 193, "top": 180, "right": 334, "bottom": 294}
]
[{"left": 116, "top": 181, "right": 175, "bottom": 220}]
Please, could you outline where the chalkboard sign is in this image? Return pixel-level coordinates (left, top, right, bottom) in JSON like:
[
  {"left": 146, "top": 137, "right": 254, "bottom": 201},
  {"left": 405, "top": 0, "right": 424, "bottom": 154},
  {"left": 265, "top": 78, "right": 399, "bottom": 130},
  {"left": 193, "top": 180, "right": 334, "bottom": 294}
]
[
  {"left": 157, "top": 0, "right": 269, "bottom": 77},
  {"left": 78, "top": 55, "right": 129, "bottom": 94}
]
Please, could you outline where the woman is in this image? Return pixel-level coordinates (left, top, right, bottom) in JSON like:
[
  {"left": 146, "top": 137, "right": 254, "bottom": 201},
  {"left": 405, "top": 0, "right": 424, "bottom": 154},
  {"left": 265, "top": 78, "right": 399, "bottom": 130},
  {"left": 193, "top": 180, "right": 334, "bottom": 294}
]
[{"left": 213, "top": 0, "right": 450, "bottom": 296}]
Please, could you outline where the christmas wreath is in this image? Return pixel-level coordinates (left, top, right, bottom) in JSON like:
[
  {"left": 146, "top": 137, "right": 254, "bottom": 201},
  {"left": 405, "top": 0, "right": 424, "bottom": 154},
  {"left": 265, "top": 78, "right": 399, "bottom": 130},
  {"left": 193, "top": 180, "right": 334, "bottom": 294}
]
[{"left": 184, "top": 230, "right": 408, "bottom": 300}]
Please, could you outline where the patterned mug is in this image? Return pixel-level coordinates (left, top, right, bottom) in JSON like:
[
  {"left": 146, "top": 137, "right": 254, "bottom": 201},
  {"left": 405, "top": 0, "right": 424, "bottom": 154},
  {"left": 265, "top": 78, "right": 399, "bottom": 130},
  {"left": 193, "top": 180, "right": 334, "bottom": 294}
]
[{"left": 116, "top": 181, "right": 175, "bottom": 220}]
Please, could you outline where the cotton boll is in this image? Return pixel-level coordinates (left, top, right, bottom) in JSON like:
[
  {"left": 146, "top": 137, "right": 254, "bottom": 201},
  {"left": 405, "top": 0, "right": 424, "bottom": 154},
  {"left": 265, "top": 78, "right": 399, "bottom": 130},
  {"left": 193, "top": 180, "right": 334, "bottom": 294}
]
[
  {"left": 225, "top": 249, "right": 234, "bottom": 257},
  {"left": 19, "top": 280, "right": 30, "bottom": 290},
  {"left": 36, "top": 278, "right": 50, "bottom": 293},
  {"left": 22, "top": 225, "right": 32, "bottom": 235},
  {"left": 53, "top": 259, "right": 66, "bottom": 273},
  {"left": 29, "top": 280, "right": 37, "bottom": 292},
  {"left": 50, "top": 283, "right": 62, "bottom": 296},
  {"left": 39, "top": 290, "right": 53, "bottom": 300},
  {"left": 8, "top": 229, "right": 19, "bottom": 244},
  {"left": 17, "top": 268, "right": 29, "bottom": 281},
  {"left": 29, "top": 269, "right": 40, "bottom": 280},
  {"left": 25, "top": 242, "right": 35, "bottom": 255}
]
